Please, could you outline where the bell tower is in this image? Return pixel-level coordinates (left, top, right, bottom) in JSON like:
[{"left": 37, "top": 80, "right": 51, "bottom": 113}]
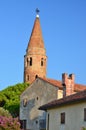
[{"left": 24, "top": 10, "right": 47, "bottom": 83}]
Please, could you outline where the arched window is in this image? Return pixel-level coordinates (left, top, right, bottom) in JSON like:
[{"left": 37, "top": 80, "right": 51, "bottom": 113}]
[
  {"left": 30, "top": 57, "right": 32, "bottom": 66},
  {"left": 27, "top": 75, "right": 29, "bottom": 81},
  {"left": 35, "top": 75, "right": 38, "bottom": 79},
  {"left": 41, "top": 58, "right": 43, "bottom": 66},
  {"left": 27, "top": 58, "right": 28, "bottom": 62},
  {"left": 23, "top": 98, "right": 27, "bottom": 107}
]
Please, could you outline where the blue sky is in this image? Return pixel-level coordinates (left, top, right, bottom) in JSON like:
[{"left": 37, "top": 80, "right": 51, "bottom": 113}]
[{"left": 0, "top": 0, "right": 86, "bottom": 90}]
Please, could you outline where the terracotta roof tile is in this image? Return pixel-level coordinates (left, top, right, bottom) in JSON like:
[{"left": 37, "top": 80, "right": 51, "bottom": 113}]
[
  {"left": 39, "top": 77, "right": 62, "bottom": 89},
  {"left": 74, "top": 83, "right": 86, "bottom": 92},
  {"left": 39, "top": 77, "right": 86, "bottom": 92}
]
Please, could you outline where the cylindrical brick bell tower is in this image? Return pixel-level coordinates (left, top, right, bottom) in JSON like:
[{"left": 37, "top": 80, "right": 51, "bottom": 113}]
[{"left": 24, "top": 10, "right": 47, "bottom": 83}]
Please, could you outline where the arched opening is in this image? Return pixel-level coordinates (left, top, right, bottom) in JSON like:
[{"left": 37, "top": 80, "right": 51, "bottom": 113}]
[
  {"left": 30, "top": 57, "right": 32, "bottom": 66},
  {"left": 35, "top": 75, "right": 38, "bottom": 79},
  {"left": 37, "top": 97, "right": 39, "bottom": 100},
  {"left": 41, "top": 58, "right": 43, "bottom": 66},
  {"left": 23, "top": 98, "right": 27, "bottom": 107},
  {"left": 27, "top": 75, "right": 29, "bottom": 81}
]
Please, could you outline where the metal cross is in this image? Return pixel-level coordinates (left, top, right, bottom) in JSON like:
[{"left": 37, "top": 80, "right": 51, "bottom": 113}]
[{"left": 36, "top": 8, "right": 40, "bottom": 14}]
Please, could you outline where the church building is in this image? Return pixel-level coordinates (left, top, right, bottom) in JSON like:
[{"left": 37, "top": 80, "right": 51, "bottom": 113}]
[{"left": 20, "top": 10, "right": 86, "bottom": 130}]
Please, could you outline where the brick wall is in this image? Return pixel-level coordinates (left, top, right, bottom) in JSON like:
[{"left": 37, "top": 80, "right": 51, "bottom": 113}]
[{"left": 62, "top": 73, "right": 75, "bottom": 96}]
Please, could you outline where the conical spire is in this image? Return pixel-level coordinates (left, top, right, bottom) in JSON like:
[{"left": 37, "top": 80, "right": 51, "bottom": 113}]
[
  {"left": 24, "top": 11, "right": 47, "bottom": 83},
  {"left": 27, "top": 13, "right": 45, "bottom": 51}
]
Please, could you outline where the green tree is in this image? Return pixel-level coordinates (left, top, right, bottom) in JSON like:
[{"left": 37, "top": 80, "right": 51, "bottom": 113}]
[
  {"left": 0, "top": 82, "right": 29, "bottom": 117},
  {"left": 0, "top": 107, "right": 11, "bottom": 117}
]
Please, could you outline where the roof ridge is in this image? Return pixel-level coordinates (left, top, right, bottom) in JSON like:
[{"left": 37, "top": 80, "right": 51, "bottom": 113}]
[
  {"left": 38, "top": 77, "right": 62, "bottom": 89},
  {"left": 38, "top": 77, "right": 86, "bottom": 91}
]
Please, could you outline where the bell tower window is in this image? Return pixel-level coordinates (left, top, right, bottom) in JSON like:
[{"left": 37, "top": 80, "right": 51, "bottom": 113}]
[
  {"left": 27, "top": 75, "right": 29, "bottom": 81},
  {"left": 41, "top": 58, "right": 43, "bottom": 66},
  {"left": 30, "top": 57, "right": 32, "bottom": 66},
  {"left": 35, "top": 75, "right": 38, "bottom": 79}
]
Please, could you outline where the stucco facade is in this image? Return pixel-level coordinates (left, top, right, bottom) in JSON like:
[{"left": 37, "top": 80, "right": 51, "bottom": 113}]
[
  {"left": 20, "top": 77, "right": 59, "bottom": 130},
  {"left": 39, "top": 90, "right": 86, "bottom": 130},
  {"left": 46, "top": 102, "right": 86, "bottom": 130}
]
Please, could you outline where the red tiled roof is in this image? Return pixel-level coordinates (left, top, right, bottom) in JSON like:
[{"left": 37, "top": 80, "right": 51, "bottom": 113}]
[
  {"left": 39, "top": 90, "right": 86, "bottom": 110},
  {"left": 39, "top": 77, "right": 86, "bottom": 92},
  {"left": 74, "top": 83, "right": 86, "bottom": 92},
  {"left": 39, "top": 77, "right": 62, "bottom": 89}
]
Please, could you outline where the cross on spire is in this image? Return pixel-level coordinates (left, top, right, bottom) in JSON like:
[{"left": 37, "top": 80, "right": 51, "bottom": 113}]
[
  {"left": 36, "top": 8, "right": 40, "bottom": 14},
  {"left": 36, "top": 8, "right": 40, "bottom": 17}
]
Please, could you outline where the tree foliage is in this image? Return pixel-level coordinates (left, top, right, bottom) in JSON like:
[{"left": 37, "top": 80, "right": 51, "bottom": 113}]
[
  {"left": 0, "top": 83, "right": 29, "bottom": 117},
  {"left": 0, "top": 107, "right": 11, "bottom": 117}
]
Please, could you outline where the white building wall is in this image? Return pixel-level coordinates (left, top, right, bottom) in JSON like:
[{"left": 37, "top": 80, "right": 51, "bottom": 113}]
[
  {"left": 20, "top": 78, "right": 58, "bottom": 130},
  {"left": 47, "top": 102, "right": 86, "bottom": 130}
]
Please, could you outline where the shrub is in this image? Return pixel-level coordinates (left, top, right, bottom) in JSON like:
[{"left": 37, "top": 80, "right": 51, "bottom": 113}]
[
  {"left": 0, "top": 107, "right": 11, "bottom": 117},
  {"left": 0, "top": 116, "right": 22, "bottom": 130},
  {"left": 83, "top": 128, "right": 86, "bottom": 130},
  {"left": 0, "top": 108, "right": 22, "bottom": 130}
]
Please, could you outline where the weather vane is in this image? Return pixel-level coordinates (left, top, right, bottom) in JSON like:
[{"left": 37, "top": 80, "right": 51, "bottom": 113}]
[{"left": 36, "top": 8, "right": 40, "bottom": 15}]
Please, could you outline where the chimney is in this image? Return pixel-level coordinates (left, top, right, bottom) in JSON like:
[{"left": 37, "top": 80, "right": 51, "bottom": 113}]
[{"left": 62, "top": 73, "right": 75, "bottom": 96}]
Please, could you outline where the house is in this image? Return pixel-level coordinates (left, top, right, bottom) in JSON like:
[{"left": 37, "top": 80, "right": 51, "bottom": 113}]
[
  {"left": 20, "top": 10, "right": 86, "bottom": 130},
  {"left": 39, "top": 90, "right": 86, "bottom": 130}
]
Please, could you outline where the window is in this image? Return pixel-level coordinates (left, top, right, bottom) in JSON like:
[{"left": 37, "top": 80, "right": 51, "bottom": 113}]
[
  {"left": 30, "top": 57, "right": 32, "bottom": 66},
  {"left": 35, "top": 75, "right": 38, "bottom": 79},
  {"left": 23, "top": 120, "right": 26, "bottom": 130},
  {"left": 20, "top": 120, "right": 26, "bottom": 130},
  {"left": 41, "top": 58, "right": 43, "bottom": 66},
  {"left": 84, "top": 108, "right": 86, "bottom": 121},
  {"left": 27, "top": 75, "right": 29, "bottom": 81},
  {"left": 47, "top": 114, "right": 49, "bottom": 130},
  {"left": 36, "top": 120, "right": 38, "bottom": 124},
  {"left": 23, "top": 98, "right": 27, "bottom": 107},
  {"left": 39, "top": 119, "right": 46, "bottom": 129},
  {"left": 37, "top": 97, "right": 39, "bottom": 100},
  {"left": 61, "top": 112, "right": 65, "bottom": 124}
]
